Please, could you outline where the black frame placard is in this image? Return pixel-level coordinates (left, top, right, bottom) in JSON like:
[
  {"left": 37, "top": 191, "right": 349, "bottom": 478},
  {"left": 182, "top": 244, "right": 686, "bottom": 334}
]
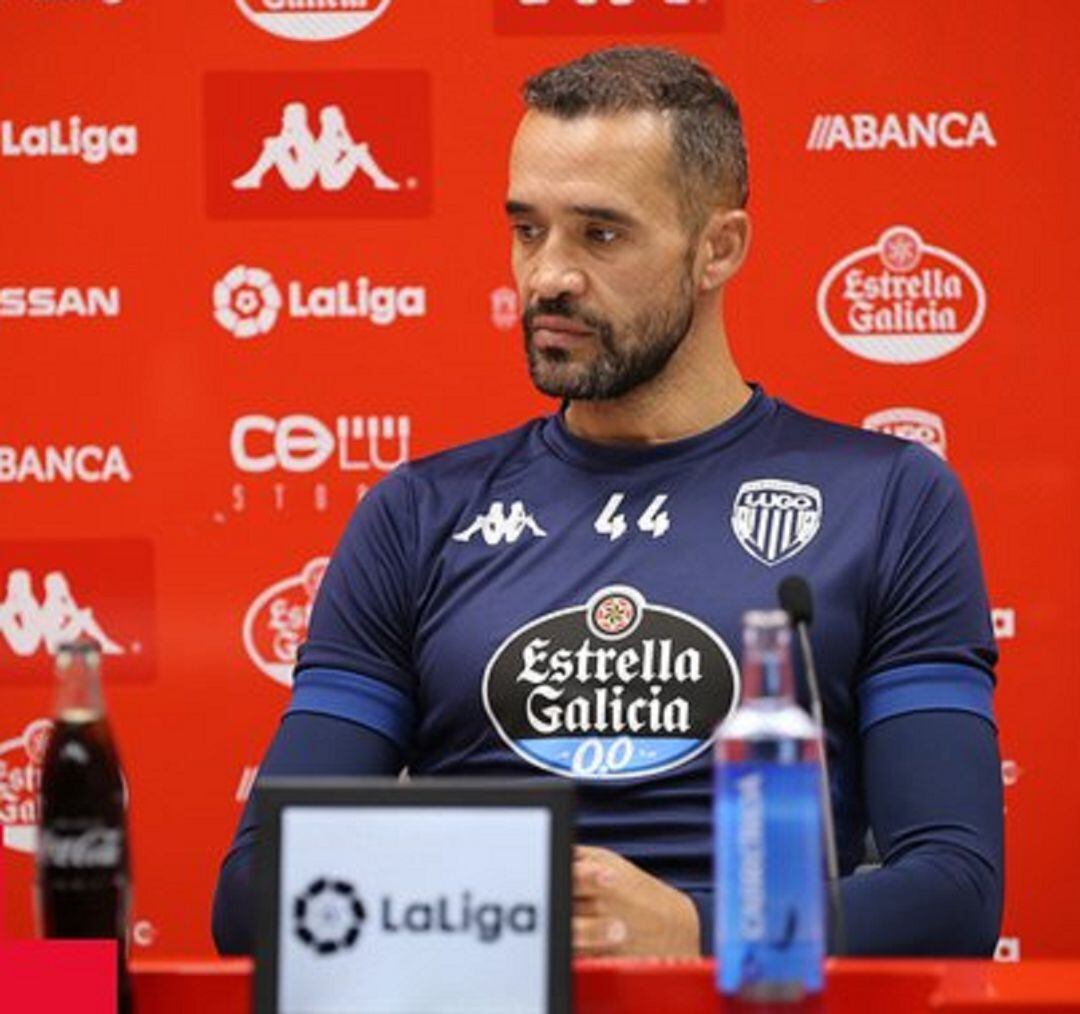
[{"left": 254, "top": 777, "right": 574, "bottom": 1014}]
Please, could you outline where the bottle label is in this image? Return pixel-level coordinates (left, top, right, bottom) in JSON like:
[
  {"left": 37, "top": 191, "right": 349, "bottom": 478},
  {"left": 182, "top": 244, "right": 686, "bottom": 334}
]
[
  {"left": 39, "top": 827, "right": 123, "bottom": 869},
  {"left": 714, "top": 760, "right": 825, "bottom": 995}
]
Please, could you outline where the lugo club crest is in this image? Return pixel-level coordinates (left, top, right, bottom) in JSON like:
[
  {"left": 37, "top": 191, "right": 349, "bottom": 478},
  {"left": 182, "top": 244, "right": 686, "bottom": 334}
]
[
  {"left": 482, "top": 586, "right": 738, "bottom": 780},
  {"left": 731, "top": 479, "right": 823, "bottom": 567}
]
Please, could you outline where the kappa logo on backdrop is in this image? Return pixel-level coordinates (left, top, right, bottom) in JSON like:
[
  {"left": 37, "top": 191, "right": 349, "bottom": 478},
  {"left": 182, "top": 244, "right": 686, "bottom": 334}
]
[
  {"left": 494, "top": 0, "right": 722, "bottom": 35},
  {"left": 817, "top": 226, "right": 987, "bottom": 364},
  {"left": 234, "top": 0, "right": 393, "bottom": 40},
  {"left": 0, "top": 444, "right": 133, "bottom": 484},
  {"left": 1, "top": 116, "right": 137, "bottom": 164},
  {"left": 212, "top": 264, "right": 426, "bottom": 337},
  {"left": 483, "top": 585, "right": 739, "bottom": 780},
  {"left": 0, "top": 718, "right": 52, "bottom": 854},
  {"left": 204, "top": 71, "right": 430, "bottom": 219},
  {"left": 243, "top": 557, "right": 329, "bottom": 686},
  {"left": 807, "top": 111, "right": 997, "bottom": 152},
  {"left": 862, "top": 408, "right": 947, "bottom": 459},
  {"left": 0, "top": 541, "right": 155, "bottom": 682},
  {"left": 731, "top": 479, "right": 823, "bottom": 567},
  {"left": 453, "top": 502, "right": 547, "bottom": 546},
  {"left": 0, "top": 285, "right": 120, "bottom": 320}
]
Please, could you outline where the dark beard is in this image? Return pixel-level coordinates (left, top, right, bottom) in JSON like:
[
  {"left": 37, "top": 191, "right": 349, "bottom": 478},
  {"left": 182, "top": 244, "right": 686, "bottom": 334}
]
[{"left": 522, "top": 277, "right": 696, "bottom": 401}]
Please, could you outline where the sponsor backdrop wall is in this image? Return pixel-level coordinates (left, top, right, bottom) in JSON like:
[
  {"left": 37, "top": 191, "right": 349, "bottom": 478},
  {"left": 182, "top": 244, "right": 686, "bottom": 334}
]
[{"left": 1, "top": 0, "right": 1075, "bottom": 961}]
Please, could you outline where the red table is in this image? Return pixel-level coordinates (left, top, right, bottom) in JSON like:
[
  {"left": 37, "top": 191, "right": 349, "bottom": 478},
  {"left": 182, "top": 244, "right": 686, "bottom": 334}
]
[{"left": 131, "top": 958, "right": 1080, "bottom": 1012}]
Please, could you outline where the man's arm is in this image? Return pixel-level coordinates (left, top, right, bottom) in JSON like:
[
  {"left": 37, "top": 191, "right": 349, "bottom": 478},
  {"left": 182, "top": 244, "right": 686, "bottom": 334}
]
[
  {"left": 841, "top": 707, "right": 1004, "bottom": 955},
  {"left": 211, "top": 711, "right": 403, "bottom": 955}
]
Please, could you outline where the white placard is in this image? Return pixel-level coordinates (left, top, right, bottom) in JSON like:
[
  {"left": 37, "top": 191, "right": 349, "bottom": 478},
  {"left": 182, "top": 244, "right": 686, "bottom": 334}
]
[{"left": 278, "top": 806, "right": 552, "bottom": 1014}]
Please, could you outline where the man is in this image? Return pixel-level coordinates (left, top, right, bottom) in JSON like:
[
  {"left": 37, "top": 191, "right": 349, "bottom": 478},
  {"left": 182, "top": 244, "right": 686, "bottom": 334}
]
[{"left": 214, "top": 47, "right": 1003, "bottom": 958}]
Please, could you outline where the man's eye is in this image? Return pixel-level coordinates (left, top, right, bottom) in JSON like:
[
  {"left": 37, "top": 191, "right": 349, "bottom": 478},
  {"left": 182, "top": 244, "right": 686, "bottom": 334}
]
[
  {"left": 586, "top": 226, "right": 619, "bottom": 245},
  {"left": 513, "top": 223, "right": 542, "bottom": 242}
]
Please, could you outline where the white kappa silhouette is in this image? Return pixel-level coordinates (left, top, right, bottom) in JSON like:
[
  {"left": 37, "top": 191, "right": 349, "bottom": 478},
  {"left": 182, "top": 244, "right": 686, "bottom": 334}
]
[
  {"left": 232, "top": 101, "right": 401, "bottom": 193},
  {"left": 452, "top": 501, "right": 547, "bottom": 546},
  {"left": 0, "top": 569, "right": 123, "bottom": 657}
]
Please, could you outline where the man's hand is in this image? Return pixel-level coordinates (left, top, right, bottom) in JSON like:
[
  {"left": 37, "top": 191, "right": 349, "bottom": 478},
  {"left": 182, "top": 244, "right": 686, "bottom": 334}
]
[{"left": 572, "top": 845, "right": 701, "bottom": 958}]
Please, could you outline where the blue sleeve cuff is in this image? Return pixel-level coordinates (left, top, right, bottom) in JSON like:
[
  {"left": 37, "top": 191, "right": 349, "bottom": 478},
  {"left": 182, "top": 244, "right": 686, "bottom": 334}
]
[
  {"left": 857, "top": 663, "right": 996, "bottom": 735},
  {"left": 288, "top": 667, "right": 416, "bottom": 749}
]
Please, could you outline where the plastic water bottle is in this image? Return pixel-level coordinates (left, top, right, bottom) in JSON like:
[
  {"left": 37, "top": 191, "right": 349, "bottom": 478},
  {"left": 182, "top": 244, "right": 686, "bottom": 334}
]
[{"left": 714, "top": 610, "right": 825, "bottom": 1004}]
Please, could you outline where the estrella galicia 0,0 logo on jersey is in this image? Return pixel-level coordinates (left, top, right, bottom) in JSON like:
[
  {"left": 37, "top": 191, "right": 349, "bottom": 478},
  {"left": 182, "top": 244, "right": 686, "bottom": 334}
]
[{"left": 482, "top": 586, "right": 738, "bottom": 780}]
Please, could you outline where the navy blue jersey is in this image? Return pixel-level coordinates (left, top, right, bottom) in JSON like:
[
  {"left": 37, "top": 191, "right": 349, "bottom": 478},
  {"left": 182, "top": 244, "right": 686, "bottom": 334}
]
[{"left": 291, "top": 386, "right": 997, "bottom": 895}]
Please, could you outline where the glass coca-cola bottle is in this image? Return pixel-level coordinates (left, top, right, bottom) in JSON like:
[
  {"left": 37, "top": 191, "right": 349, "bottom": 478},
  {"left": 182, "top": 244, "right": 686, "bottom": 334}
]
[{"left": 36, "top": 636, "right": 133, "bottom": 1013}]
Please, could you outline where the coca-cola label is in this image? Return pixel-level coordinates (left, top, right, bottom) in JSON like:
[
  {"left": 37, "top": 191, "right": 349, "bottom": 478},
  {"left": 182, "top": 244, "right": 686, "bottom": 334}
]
[
  {"left": 0, "top": 718, "right": 52, "bottom": 853},
  {"left": 39, "top": 827, "right": 123, "bottom": 869},
  {"left": 482, "top": 585, "right": 738, "bottom": 780}
]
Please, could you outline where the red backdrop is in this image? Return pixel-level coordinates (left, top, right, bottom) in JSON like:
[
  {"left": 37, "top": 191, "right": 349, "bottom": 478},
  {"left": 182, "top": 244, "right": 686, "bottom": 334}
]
[{"left": 1, "top": 0, "right": 1076, "bottom": 962}]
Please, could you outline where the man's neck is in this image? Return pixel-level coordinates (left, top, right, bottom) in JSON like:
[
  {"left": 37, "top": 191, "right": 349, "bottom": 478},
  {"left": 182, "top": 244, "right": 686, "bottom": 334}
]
[{"left": 563, "top": 325, "right": 751, "bottom": 446}]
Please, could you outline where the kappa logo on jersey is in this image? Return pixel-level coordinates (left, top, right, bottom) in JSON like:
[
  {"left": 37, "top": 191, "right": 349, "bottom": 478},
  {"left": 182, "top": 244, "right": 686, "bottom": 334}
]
[
  {"left": 494, "top": 0, "right": 722, "bottom": 35},
  {"left": 731, "top": 480, "right": 823, "bottom": 567},
  {"left": 862, "top": 408, "right": 947, "bottom": 459},
  {"left": 235, "top": 0, "right": 393, "bottom": 41},
  {"left": 0, "top": 444, "right": 133, "bottom": 484},
  {"left": 483, "top": 585, "right": 738, "bottom": 780},
  {"left": 452, "top": 501, "right": 547, "bottom": 546},
  {"left": 817, "top": 226, "right": 987, "bottom": 364},
  {"left": 807, "top": 111, "right": 997, "bottom": 152},
  {"left": 1, "top": 116, "right": 137, "bottom": 164},
  {"left": 0, "top": 718, "right": 52, "bottom": 854},
  {"left": 213, "top": 264, "right": 426, "bottom": 337},
  {"left": 0, "top": 540, "right": 155, "bottom": 682},
  {"left": 204, "top": 72, "right": 430, "bottom": 219},
  {"left": 0, "top": 285, "right": 120, "bottom": 320},
  {"left": 243, "top": 557, "right": 329, "bottom": 686}
]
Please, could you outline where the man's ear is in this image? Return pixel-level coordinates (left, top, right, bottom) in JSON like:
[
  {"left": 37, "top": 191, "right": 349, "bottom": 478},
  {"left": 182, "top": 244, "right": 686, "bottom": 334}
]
[{"left": 697, "top": 208, "right": 751, "bottom": 292}]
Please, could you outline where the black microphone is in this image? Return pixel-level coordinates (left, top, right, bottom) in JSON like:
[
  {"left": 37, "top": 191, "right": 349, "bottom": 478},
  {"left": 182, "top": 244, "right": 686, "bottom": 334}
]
[{"left": 778, "top": 575, "right": 847, "bottom": 956}]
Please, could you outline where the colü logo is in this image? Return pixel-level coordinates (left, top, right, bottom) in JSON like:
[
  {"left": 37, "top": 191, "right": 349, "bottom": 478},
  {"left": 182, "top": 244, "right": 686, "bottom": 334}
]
[
  {"left": 483, "top": 585, "right": 738, "bottom": 779},
  {"left": 235, "top": 0, "right": 393, "bottom": 41},
  {"left": 817, "top": 226, "right": 986, "bottom": 364}
]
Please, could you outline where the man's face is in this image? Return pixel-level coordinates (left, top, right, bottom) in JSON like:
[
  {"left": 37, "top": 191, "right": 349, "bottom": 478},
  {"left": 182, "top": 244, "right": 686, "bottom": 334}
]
[{"left": 507, "top": 110, "right": 698, "bottom": 401}]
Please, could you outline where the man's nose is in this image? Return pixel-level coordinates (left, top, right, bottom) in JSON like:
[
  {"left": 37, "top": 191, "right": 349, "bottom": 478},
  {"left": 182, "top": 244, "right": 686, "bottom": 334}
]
[{"left": 529, "top": 244, "right": 587, "bottom": 301}]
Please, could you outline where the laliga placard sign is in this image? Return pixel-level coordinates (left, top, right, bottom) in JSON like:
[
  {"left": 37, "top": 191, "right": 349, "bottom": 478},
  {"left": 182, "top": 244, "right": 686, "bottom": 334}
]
[
  {"left": 235, "top": 0, "right": 393, "bottom": 41},
  {"left": 817, "top": 226, "right": 986, "bottom": 364}
]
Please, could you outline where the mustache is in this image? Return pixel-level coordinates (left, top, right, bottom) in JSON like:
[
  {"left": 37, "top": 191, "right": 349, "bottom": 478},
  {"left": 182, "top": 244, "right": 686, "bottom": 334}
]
[{"left": 522, "top": 296, "right": 605, "bottom": 333}]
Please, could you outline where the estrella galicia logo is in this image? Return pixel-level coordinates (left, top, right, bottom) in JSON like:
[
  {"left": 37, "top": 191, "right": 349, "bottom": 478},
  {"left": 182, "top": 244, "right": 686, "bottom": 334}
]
[
  {"left": 482, "top": 586, "right": 738, "bottom": 780},
  {"left": 294, "top": 877, "right": 366, "bottom": 956},
  {"left": 731, "top": 479, "right": 823, "bottom": 567}
]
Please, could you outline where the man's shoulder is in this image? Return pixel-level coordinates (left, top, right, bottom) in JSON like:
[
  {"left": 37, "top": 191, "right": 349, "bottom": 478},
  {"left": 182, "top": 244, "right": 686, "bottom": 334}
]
[{"left": 398, "top": 417, "right": 549, "bottom": 489}]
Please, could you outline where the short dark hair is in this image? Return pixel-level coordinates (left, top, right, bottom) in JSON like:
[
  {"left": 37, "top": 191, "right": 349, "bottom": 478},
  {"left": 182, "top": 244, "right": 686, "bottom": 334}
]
[{"left": 522, "top": 46, "right": 749, "bottom": 226}]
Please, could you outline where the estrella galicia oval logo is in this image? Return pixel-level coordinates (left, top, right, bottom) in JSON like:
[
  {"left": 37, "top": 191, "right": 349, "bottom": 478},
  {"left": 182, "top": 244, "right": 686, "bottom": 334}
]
[
  {"left": 482, "top": 586, "right": 738, "bottom": 781},
  {"left": 294, "top": 877, "right": 366, "bottom": 956}
]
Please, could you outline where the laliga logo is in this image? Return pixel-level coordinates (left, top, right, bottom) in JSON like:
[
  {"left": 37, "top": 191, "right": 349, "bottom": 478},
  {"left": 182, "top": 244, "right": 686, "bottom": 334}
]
[
  {"left": 235, "top": 0, "right": 393, "bottom": 41},
  {"left": 243, "top": 557, "right": 329, "bottom": 685},
  {"left": 817, "top": 226, "right": 986, "bottom": 364},
  {"left": 214, "top": 265, "right": 281, "bottom": 338},
  {"left": 0, "top": 718, "right": 52, "bottom": 854}
]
